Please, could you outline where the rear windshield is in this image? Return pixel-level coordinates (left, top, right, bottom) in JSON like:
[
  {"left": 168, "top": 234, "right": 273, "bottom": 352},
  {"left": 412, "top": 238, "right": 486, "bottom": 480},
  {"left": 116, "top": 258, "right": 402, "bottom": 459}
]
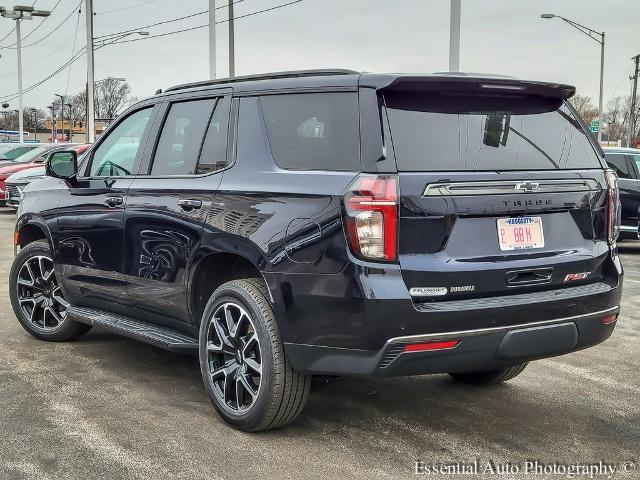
[{"left": 384, "top": 92, "right": 601, "bottom": 171}]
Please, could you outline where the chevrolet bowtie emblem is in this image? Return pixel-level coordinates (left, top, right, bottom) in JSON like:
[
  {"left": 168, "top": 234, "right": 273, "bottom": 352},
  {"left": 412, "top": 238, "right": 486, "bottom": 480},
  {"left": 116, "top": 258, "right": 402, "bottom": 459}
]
[{"left": 514, "top": 181, "right": 540, "bottom": 192}]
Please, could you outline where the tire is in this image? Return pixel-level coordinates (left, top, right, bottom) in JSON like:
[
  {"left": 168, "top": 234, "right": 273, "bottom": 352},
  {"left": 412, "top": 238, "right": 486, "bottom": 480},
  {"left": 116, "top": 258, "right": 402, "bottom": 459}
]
[
  {"left": 199, "top": 278, "right": 311, "bottom": 431},
  {"left": 449, "top": 362, "right": 528, "bottom": 386},
  {"left": 9, "top": 240, "right": 91, "bottom": 342}
]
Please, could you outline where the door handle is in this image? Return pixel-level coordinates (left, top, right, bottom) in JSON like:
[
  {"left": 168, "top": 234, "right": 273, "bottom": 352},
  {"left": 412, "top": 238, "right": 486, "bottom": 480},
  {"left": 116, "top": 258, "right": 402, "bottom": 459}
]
[
  {"left": 178, "top": 199, "right": 202, "bottom": 211},
  {"left": 104, "top": 196, "right": 123, "bottom": 208}
]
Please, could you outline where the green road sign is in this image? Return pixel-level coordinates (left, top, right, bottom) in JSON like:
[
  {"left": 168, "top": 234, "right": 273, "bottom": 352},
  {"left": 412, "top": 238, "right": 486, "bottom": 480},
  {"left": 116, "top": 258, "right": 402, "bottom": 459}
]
[{"left": 590, "top": 120, "right": 599, "bottom": 133}]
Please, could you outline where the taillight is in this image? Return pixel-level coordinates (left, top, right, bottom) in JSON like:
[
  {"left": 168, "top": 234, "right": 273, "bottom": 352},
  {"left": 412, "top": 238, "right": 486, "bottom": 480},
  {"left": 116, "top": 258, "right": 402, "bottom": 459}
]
[
  {"left": 344, "top": 174, "right": 398, "bottom": 262},
  {"left": 604, "top": 170, "right": 621, "bottom": 244}
]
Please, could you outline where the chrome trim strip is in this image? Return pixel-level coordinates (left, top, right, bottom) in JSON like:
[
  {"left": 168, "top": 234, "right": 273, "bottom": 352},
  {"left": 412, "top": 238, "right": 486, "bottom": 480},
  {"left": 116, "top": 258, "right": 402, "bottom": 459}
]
[
  {"left": 423, "top": 179, "right": 600, "bottom": 197},
  {"left": 386, "top": 306, "right": 619, "bottom": 345},
  {"left": 619, "top": 225, "right": 637, "bottom": 233}
]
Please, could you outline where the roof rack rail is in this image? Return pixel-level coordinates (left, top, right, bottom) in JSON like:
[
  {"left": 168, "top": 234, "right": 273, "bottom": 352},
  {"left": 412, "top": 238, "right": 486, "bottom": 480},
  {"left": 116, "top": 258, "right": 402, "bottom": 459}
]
[{"left": 164, "top": 69, "right": 360, "bottom": 93}]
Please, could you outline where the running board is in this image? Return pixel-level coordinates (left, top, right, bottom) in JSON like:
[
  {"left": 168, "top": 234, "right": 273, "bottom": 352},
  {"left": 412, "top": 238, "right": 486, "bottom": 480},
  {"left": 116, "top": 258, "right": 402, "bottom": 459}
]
[{"left": 67, "top": 306, "right": 198, "bottom": 353}]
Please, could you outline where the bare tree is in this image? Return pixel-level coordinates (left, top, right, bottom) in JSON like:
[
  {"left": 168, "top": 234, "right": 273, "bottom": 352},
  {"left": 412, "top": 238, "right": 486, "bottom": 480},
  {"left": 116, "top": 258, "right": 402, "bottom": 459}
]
[
  {"left": 604, "top": 96, "right": 631, "bottom": 143},
  {"left": 69, "top": 91, "right": 87, "bottom": 123},
  {"left": 23, "top": 107, "right": 47, "bottom": 131},
  {"left": 570, "top": 94, "right": 599, "bottom": 125},
  {"left": 95, "top": 78, "right": 132, "bottom": 119}
]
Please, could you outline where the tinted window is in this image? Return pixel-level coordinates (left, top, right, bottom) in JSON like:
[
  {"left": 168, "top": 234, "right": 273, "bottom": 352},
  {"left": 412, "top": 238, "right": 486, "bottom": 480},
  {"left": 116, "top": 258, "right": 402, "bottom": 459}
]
[
  {"left": 13, "top": 146, "right": 49, "bottom": 163},
  {"left": 3, "top": 146, "right": 36, "bottom": 160},
  {"left": 260, "top": 93, "right": 359, "bottom": 171},
  {"left": 151, "top": 99, "right": 215, "bottom": 175},
  {"left": 630, "top": 154, "right": 640, "bottom": 177},
  {"left": 604, "top": 154, "right": 631, "bottom": 178},
  {"left": 385, "top": 93, "right": 601, "bottom": 171},
  {"left": 89, "top": 107, "right": 153, "bottom": 176},
  {"left": 196, "top": 96, "right": 230, "bottom": 174}
]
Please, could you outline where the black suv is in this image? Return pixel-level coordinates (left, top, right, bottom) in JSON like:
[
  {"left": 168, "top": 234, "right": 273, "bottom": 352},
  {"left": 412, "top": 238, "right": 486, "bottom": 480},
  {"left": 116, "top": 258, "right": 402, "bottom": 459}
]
[
  {"left": 603, "top": 147, "right": 640, "bottom": 239},
  {"left": 9, "top": 70, "right": 623, "bottom": 431}
]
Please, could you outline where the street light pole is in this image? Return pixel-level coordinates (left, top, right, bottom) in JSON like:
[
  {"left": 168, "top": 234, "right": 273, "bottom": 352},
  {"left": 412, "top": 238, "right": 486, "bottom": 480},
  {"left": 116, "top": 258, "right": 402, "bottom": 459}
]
[
  {"left": 16, "top": 17, "right": 23, "bottom": 142},
  {"left": 209, "top": 0, "right": 216, "bottom": 79},
  {"left": 65, "top": 104, "right": 73, "bottom": 142},
  {"left": 228, "top": 0, "right": 235, "bottom": 78},
  {"left": 1, "top": 6, "right": 50, "bottom": 143},
  {"left": 29, "top": 107, "right": 37, "bottom": 141},
  {"left": 449, "top": 0, "right": 461, "bottom": 72},
  {"left": 55, "top": 94, "right": 65, "bottom": 143},
  {"left": 541, "top": 14, "right": 605, "bottom": 143}
]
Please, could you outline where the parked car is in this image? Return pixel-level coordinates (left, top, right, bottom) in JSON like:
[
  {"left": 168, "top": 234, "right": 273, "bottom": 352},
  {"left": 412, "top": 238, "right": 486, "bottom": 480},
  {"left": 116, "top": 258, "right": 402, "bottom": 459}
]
[
  {"left": 0, "top": 144, "right": 80, "bottom": 206},
  {"left": 9, "top": 70, "right": 622, "bottom": 431},
  {"left": 603, "top": 147, "right": 640, "bottom": 239},
  {"left": 4, "top": 144, "right": 91, "bottom": 209},
  {"left": 0, "top": 143, "right": 40, "bottom": 162}
]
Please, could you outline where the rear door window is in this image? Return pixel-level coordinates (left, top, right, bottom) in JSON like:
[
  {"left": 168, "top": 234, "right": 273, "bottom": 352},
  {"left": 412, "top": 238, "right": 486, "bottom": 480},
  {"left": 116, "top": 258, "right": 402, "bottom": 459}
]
[
  {"left": 151, "top": 98, "right": 216, "bottom": 175},
  {"left": 629, "top": 154, "right": 640, "bottom": 178},
  {"left": 385, "top": 92, "right": 602, "bottom": 171},
  {"left": 260, "top": 93, "right": 360, "bottom": 171}
]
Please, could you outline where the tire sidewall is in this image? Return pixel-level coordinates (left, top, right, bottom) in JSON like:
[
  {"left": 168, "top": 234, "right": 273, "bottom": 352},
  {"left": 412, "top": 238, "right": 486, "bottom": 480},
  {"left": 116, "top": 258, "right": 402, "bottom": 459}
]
[
  {"left": 10, "top": 241, "right": 57, "bottom": 339},
  {"left": 198, "top": 281, "right": 279, "bottom": 430}
]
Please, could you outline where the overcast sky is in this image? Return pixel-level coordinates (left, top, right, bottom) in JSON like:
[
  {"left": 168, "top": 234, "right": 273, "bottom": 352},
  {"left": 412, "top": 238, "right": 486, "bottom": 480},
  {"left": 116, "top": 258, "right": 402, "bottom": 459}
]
[{"left": 0, "top": 0, "right": 638, "bottom": 112}]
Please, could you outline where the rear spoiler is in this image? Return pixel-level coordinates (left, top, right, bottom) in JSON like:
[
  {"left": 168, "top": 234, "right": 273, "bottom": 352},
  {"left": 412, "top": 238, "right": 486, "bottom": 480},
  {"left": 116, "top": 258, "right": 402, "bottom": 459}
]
[{"left": 361, "top": 73, "right": 576, "bottom": 100}]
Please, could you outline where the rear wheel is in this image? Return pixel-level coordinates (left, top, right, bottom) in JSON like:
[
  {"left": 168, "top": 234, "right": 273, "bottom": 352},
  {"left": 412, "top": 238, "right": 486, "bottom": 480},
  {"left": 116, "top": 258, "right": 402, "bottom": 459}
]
[
  {"left": 9, "top": 240, "right": 91, "bottom": 341},
  {"left": 199, "top": 278, "right": 311, "bottom": 431},
  {"left": 449, "top": 362, "right": 528, "bottom": 385}
]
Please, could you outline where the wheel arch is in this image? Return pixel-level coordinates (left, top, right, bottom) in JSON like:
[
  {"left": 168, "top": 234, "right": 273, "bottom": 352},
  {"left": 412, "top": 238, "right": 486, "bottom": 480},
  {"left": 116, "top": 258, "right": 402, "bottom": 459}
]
[
  {"left": 15, "top": 215, "right": 53, "bottom": 252},
  {"left": 188, "top": 242, "right": 275, "bottom": 327}
]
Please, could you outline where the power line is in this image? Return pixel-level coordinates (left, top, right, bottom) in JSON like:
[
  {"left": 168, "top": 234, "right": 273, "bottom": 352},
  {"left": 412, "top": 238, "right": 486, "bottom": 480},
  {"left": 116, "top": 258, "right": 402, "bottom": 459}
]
[
  {"left": 108, "top": 0, "right": 304, "bottom": 46},
  {"left": 0, "top": 46, "right": 88, "bottom": 101},
  {"left": 0, "top": 23, "right": 84, "bottom": 79},
  {"left": 20, "top": 0, "right": 63, "bottom": 42},
  {"left": 0, "top": 0, "right": 36, "bottom": 43},
  {"left": 0, "top": 0, "right": 304, "bottom": 102},
  {"left": 65, "top": 6, "right": 83, "bottom": 96},
  {"left": 96, "top": 0, "right": 159, "bottom": 15},
  {"left": 0, "top": 0, "right": 83, "bottom": 49},
  {"left": 94, "top": 0, "right": 248, "bottom": 40}
]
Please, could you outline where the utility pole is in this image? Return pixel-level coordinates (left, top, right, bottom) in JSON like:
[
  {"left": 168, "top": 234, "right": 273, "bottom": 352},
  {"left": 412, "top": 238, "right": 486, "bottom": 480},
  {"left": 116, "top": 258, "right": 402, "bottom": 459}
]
[
  {"left": 449, "top": 0, "right": 461, "bottom": 72},
  {"left": 629, "top": 54, "right": 639, "bottom": 148},
  {"left": 1, "top": 6, "right": 50, "bottom": 143},
  {"left": 209, "top": 0, "right": 216, "bottom": 79},
  {"left": 55, "top": 94, "right": 64, "bottom": 143},
  {"left": 228, "top": 0, "right": 235, "bottom": 78},
  {"left": 86, "top": 0, "right": 96, "bottom": 143}
]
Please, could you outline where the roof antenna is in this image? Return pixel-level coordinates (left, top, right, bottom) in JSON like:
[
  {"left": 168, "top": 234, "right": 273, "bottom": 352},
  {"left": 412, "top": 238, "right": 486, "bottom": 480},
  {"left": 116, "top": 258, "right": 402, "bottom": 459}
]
[{"left": 155, "top": 88, "right": 162, "bottom": 95}]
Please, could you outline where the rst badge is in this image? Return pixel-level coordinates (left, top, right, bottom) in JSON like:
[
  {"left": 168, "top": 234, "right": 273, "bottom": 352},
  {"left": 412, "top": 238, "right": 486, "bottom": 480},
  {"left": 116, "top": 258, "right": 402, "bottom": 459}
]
[{"left": 564, "top": 272, "right": 590, "bottom": 282}]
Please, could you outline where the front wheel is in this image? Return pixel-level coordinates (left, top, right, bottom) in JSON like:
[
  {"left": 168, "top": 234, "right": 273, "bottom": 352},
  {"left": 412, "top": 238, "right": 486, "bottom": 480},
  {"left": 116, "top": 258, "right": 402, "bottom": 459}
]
[
  {"left": 199, "top": 278, "right": 311, "bottom": 431},
  {"left": 449, "top": 363, "right": 528, "bottom": 385},
  {"left": 9, "top": 240, "right": 91, "bottom": 341}
]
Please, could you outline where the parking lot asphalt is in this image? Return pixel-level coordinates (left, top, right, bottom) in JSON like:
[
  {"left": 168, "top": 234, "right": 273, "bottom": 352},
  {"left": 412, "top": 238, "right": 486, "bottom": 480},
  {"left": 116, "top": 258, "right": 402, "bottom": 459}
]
[{"left": 0, "top": 209, "right": 638, "bottom": 480}]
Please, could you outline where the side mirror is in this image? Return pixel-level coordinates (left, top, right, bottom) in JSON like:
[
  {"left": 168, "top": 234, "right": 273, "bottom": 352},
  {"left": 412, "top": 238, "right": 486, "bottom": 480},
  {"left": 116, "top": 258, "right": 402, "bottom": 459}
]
[{"left": 46, "top": 150, "right": 78, "bottom": 180}]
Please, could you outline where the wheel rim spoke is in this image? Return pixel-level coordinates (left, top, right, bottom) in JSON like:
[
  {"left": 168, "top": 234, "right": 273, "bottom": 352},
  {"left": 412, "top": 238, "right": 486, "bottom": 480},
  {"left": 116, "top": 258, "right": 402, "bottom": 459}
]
[
  {"left": 16, "top": 254, "right": 67, "bottom": 332},
  {"left": 207, "top": 301, "right": 262, "bottom": 413},
  {"left": 243, "top": 357, "right": 261, "bottom": 375}
]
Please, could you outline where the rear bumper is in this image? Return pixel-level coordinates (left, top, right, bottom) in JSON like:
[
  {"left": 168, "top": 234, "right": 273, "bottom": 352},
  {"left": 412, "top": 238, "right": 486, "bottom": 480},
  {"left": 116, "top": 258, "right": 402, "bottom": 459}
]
[
  {"left": 272, "top": 251, "right": 622, "bottom": 376},
  {"left": 284, "top": 307, "right": 618, "bottom": 376}
]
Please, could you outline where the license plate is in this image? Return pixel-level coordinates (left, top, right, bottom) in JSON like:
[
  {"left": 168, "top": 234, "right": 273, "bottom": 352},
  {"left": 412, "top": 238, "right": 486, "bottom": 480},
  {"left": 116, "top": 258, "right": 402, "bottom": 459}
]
[{"left": 497, "top": 217, "right": 544, "bottom": 251}]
